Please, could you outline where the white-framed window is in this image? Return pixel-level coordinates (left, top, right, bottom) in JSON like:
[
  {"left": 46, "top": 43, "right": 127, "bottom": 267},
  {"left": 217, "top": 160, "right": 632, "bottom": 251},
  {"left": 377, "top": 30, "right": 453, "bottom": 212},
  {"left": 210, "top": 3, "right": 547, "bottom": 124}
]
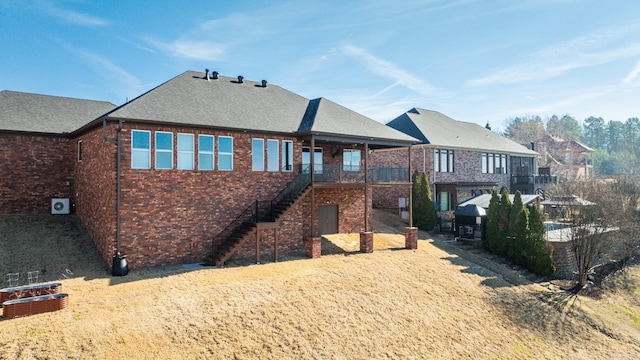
[
  {"left": 131, "top": 130, "right": 151, "bottom": 169},
  {"left": 198, "top": 135, "right": 214, "bottom": 170},
  {"left": 435, "top": 149, "right": 454, "bottom": 172},
  {"left": 252, "top": 138, "right": 264, "bottom": 171},
  {"left": 302, "top": 147, "right": 323, "bottom": 174},
  {"left": 155, "top": 132, "right": 173, "bottom": 169},
  {"left": 177, "top": 133, "right": 194, "bottom": 170},
  {"left": 267, "top": 139, "right": 279, "bottom": 172},
  {"left": 77, "top": 140, "right": 83, "bottom": 162},
  {"left": 343, "top": 149, "right": 361, "bottom": 171},
  {"left": 282, "top": 140, "right": 293, "bottom": 172},
  {"left": 218, "top": 136, "right": 233, "bottom": 171}
]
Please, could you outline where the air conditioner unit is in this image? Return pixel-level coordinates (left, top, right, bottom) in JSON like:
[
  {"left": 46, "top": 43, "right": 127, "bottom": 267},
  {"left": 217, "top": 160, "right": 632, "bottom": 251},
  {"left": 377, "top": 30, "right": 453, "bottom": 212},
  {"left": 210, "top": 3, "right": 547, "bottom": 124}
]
[{"left": 51, "top": 198, "right": 70, "bottom": 215}]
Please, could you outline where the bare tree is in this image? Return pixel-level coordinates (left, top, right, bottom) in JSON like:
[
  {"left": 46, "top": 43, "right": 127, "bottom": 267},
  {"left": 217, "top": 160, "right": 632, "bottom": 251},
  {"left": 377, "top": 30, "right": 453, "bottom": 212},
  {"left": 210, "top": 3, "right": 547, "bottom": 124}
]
[{"left": 550, "top": 179, "right": 639, "bottom": 287}]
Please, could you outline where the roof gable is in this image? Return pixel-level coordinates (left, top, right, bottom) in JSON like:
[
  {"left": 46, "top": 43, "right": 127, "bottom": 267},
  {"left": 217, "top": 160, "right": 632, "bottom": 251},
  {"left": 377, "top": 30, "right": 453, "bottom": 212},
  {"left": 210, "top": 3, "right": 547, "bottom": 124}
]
[{"left": 0, "top": 90, "right": 116, "bottom": 134}]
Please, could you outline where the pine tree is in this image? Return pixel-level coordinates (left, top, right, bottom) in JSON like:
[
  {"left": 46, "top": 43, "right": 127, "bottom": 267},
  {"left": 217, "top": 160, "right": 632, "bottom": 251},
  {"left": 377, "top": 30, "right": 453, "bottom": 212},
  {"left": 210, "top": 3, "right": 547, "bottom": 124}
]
[
  {"left": 508, "top": 191, "right": 528, "bottom": 265},
  {"left": 411, "top": 170, "right": 426, "bottom": 229},
  {"left": 421, "top": 172, "right": 438, "bottom": 230},
  {"left": 526, "top": 204, "right": 556, "bottom": 276},
  {"left": 495, "top": 189, "right": 512, "bottom": 257},
  {"left": 485, "top": 190, "right": 501, "bottom": 253}
]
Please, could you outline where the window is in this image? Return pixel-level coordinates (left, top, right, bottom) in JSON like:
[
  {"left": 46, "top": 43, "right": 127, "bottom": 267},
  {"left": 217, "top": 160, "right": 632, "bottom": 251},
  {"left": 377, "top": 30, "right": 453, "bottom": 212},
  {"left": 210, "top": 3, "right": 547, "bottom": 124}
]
[
  {"left": 343, "top": 149, "right": 361, "bottom": 171},
  {"left": 177, "top": 133, "right": 194, "bottom": 170},
  {"left": 155, "top": 132, "right": 173, "bottom": 169},
  {"left": 267, "top": 139, "right": 279, "bottom": 172},
  {"left": 77, "top": 140, "right": 83, "bottom": 162},
  {"left": 434, "top": 149, "right": 454, "bottom": 172},
  {"left": 131, "top": 130, "right": 151, "bottom": 169},
  {"left": 198, "top": 135, "right": 214, "bottom": 170},
  {"left": 252, "top": 138, "right": 264, "bottom": 171},
  {"left": 439, "top": 191, "right": 450, "bottom": 211},
  {"left": 302, "top": 147, "right": 323, "bottom": 174},
  {"left": 282, "top": 141, "right": 293, "bottom": 172},
  {"left": 218, "top": 136, "right": 233, "bottom": 171},
  {"left": 482, "top": 153, "right": 508, "bottom": 174}
]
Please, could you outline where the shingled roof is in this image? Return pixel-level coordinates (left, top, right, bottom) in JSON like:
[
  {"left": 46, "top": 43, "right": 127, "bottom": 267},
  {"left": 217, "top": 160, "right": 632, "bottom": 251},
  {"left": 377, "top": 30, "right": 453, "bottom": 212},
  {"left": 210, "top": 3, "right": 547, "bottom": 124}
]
[
  {"left": 103, "top": 71, "right": 416, "bottom": 146},
  {"left": 387, "top": 108, "right": 537, "bottom": 156},
  {"left": 0, "top": 90, "right": 116, "bottom": 134}
]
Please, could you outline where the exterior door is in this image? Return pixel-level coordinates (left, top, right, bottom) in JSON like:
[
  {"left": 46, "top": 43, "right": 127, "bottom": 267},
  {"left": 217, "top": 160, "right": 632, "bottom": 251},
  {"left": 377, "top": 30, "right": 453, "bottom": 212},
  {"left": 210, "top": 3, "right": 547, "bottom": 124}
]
[{"left": 318, "top": 205, "right": 338, "bottom": 235}]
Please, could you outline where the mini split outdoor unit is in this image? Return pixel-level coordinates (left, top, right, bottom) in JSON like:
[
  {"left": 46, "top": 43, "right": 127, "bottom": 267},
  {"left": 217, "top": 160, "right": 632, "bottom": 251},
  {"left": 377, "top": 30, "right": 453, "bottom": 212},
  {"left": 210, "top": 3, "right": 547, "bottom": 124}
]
[{"left": 51, "top": 198, "right": 70, "bottom": 215}]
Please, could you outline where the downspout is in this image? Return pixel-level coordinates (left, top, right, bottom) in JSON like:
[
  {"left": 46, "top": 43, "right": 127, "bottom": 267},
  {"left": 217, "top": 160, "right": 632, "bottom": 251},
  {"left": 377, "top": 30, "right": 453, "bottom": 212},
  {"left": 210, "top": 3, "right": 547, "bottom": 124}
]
[{"left": 103, "top": 119, "right": 127, "bottom": 276}]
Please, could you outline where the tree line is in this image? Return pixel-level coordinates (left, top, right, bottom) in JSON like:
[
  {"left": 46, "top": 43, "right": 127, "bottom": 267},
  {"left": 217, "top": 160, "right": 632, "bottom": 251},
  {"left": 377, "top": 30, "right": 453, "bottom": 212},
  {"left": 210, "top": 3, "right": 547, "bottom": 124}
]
[{"left": 502, "top": 114, "right": 640, "bottom": 176}]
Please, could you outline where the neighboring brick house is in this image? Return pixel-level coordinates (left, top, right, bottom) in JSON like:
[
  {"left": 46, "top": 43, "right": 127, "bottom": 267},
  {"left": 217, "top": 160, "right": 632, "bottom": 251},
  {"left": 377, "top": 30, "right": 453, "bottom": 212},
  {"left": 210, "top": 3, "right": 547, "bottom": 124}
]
[
  {"left": 371, "top": 108, "right": 538, "bottom": 222},
  {"left": 534, "top": 135, "right": 594, "bottom": 182},
  {"left": 0, "top": 90, "right": 116, "bottom": 213},
  {"left": 1, "top": 70, "right": 416, "bottom": 270}
]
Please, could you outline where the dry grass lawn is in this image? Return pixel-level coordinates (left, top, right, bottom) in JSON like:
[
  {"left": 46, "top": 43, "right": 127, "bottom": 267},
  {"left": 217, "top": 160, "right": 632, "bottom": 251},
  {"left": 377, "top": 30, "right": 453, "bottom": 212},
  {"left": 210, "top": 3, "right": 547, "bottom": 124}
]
[{"left": 1, "top": 213, "right": 640, "bottom": 359}]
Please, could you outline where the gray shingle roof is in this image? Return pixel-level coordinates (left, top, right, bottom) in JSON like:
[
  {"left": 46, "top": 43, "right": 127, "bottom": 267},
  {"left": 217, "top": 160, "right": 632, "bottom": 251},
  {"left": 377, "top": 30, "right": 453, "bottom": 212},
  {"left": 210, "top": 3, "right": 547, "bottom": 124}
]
[
  {"left": 298, "top": 98, "right": 417, "bottom": 143},
  {"left": 387, "top": 108, "right": 538, "bottom": 156},
  {"left": 107, "top": 71, "right": 417, "bottom": 145},
  {"left": 0, "top": 90, "right": 116, "bottom": 134}
]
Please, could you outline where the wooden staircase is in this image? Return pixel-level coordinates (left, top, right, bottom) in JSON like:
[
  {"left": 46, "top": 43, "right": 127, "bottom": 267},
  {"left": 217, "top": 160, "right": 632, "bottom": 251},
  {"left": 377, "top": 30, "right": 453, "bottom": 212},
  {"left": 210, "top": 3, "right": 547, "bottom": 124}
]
[{"left": 205, "top": 173, "right": 311, "bottom": 267}]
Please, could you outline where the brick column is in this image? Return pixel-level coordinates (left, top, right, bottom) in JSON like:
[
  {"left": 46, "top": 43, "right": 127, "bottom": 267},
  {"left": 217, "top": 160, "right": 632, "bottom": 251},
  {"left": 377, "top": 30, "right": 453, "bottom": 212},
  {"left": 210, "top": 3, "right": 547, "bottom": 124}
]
[
  {"left": 360, "top": 231, "right": 374, "bottom": 253},
  {"left": 405, "top": 227, "right": 418, "bottom": 250},
  {"left": 306, "top": 237, "right": 322, "bottom": 259}
]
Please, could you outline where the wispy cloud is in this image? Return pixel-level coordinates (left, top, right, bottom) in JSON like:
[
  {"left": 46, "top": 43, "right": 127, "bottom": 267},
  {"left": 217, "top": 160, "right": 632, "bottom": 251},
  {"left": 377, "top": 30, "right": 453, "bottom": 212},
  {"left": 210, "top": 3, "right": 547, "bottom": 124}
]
[
  {"left": 37, "top": 0, "right": 108, "bottom": 27},
  {"left": 468, "top": 24, "right": 640, "bottom": 86},
  {"left": 340, "top": 44, "right": 437, "bottom": 97},
  {"left": 60, "top": 42, "right": 143, "bottom": 100},
  {"left": 144, "top": 38, "right": 224, "bottom": 61},
  {"left": 623, "top": 58, "right": 640, "bottom": 84}
]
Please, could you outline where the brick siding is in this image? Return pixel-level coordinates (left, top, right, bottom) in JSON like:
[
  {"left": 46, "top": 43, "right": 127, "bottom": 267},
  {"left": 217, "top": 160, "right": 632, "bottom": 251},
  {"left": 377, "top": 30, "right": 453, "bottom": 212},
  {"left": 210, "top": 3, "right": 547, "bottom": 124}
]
[
  {"left": 0, "top": 133, "right": 74, "bottom": 214},
  {"left": 371, "top": 145, "right": 511, "bottom": 210}
]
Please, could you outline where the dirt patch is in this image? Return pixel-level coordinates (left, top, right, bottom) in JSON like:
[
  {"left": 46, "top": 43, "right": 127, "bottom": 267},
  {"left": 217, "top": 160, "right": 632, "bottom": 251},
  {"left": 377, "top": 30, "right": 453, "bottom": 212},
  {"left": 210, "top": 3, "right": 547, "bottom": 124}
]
[{"left": 1, "top": 212, "right": 640, "bottom": 359}]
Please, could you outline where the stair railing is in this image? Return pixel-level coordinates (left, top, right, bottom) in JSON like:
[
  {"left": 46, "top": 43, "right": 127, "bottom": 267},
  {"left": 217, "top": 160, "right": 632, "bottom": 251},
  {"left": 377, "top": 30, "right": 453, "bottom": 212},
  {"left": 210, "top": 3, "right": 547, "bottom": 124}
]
[{"left": 211, "top": 200, "right": 259, "bottom": 261}]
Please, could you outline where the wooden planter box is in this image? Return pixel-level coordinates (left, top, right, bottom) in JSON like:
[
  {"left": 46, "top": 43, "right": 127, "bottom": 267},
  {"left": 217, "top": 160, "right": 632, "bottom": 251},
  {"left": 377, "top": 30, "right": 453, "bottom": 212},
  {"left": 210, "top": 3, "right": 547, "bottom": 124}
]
[
  {"left": 2, "top": 293, "right": 68, "bottom": 319},
  {"left": 0, "top": 283, "right": 62, "bottom": 305}
]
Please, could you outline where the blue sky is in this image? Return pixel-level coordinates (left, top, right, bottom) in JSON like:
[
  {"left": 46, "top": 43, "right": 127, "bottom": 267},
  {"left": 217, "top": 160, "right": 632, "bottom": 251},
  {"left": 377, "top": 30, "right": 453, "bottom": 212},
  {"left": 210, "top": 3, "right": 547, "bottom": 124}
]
[{"left": 2, "top": 0, "right": 640, "bottom": 131}]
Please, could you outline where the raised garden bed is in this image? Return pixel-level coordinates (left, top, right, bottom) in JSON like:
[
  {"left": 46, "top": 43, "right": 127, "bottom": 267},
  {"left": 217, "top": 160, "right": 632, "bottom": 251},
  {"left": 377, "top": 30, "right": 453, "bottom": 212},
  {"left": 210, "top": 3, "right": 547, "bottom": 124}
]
[
  {"left": 2, "top": 293, "right": 68, "bottom": 319},
  {"left": 0, "top": 283, "right": 62, "bottom": 305}
]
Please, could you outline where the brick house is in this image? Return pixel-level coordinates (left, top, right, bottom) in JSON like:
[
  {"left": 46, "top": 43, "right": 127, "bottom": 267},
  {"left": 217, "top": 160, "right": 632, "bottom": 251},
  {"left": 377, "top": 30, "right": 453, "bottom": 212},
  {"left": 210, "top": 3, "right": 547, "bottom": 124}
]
[
  {"left": 1, "top": 70, "right": 416, "bottom": 270},
  {"left": 0, "top": 90, "right": 116, "bottom": 213},
  {"left": 371, "top": 108, "right": 538, "bottom": 225}
]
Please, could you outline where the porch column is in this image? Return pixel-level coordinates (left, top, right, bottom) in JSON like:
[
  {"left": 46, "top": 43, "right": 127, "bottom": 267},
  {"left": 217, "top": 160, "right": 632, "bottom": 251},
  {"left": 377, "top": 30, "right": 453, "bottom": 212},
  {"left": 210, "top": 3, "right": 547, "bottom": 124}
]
[
  {"left": 405, "top": 227, "right": 418, "bottom": 250},
  {"left": 306, "top": 237, "right": 322, "bottom": 259},
  {"left": 408, "top": 145, "right": 413, "bottom": 228},
  {"left": 364, "top": 142, "right": 369, "bottom": 232},
  {"left": 310, "top": 136, "right": 316, "bottom": 238},
  {"left": 360, "top": 231, "right": 373, "bottom": 253}
]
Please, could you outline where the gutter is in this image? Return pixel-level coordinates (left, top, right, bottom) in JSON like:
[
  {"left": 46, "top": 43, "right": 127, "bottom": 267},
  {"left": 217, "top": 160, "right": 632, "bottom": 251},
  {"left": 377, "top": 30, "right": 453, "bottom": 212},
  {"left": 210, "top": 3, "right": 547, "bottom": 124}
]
[{"left": 103, "top": 119, "right": 128, "bottom": 276}]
